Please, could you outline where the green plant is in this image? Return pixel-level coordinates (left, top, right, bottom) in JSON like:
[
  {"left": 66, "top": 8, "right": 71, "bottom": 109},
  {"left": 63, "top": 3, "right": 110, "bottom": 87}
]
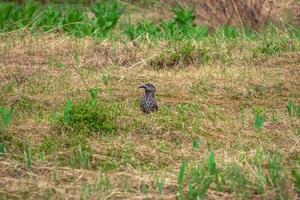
[
  {"left": 252, "top": 40, "right": 281, "bottom": 57},
  {"left": 160, "top": 20, "right": 178, "bottom": 38},
  {"left": 192, "top": 138, "right": 201, "bottom": 150},
  {"left": 291, "top": 169, "right": 300, "bottom": 193},
  {"left": 0, "top": 106, "right": 13, "bottom": 131},
  {"left": 216, "top": 26, "right": 238, "bottom": 39},
  {"left": 91, "top": 0, "right": 122, "bottom": 37},
  {"left": 287, "top": 101, "right": 300, "bottom": 117},
  {"left": 187, "top": 152, "right": 217, "bottom": 199},
  {"left": 90, "top": 86, "right": 100, "bottom": 105},
  {"left": 101, "top": 73, "right": 110, "bottom": 86},
  {"left": 24, "top": 144, "right": 32, "bottom": 169},
  {"left": 62, "top": 9, "right": 90, "bottom": 37},
  {"left": 155, "top": 176, "right": 165, "bottom": 193},
  {"left": 266, "top": 155, "right": 281, "bottom": 187},
  {"left": 124, "top": 21, "right": 160, "bottom": 40},
  {"left": 177, "top": 160, "right": 186, "bottom": 197},
  {"left": 253, "top": 108, "right": 266, "bottom": 130},
  {"left": 35, "top": 7, "right": 62, "bottom": 31},
  {"left": 220, "top": 165, "right": 249, "bottom": 195},
  {"left": 71, "top": 144, "right": 91, "bottom": 169},
  {"left": 172, "top": 4, "right": 195, "bottom": 29},
  {"left": 63, "top": 100, "right": 73, "bottom": 124},
  {"left": 0, "top": 143, "right": 5, "bottom": 157}
]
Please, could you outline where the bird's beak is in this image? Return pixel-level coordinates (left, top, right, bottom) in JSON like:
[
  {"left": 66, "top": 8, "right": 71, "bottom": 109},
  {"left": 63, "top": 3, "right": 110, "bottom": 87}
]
[{"left": 138, "top": 84, "right": 145, "bottom": 88}]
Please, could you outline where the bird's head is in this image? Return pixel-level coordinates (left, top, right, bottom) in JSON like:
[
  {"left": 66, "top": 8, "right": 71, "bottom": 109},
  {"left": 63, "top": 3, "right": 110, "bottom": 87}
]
[{"left": 138, "top": 83, "right": 156, "bottom": 93}]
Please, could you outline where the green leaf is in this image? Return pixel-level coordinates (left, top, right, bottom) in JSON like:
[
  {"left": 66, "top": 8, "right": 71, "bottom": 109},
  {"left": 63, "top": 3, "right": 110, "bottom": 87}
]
[
  {"left": 63, "top": 100, "right": 73, "bottom": 123},
  {"left": 90, "top": 87, "right": 100, "bottom": 106},
  {"left": 254, "top": 111, "right": 266, "bottom": 130},
  {"left": 177, "top": 160, "right": 186, "bottom": 195},
  {"left": 192, "top": 138, "right": 201, "bottom": 150},
  {"left": 0, "top": 143, "right": 5, "bottom": 156},
  {"left": 208, "top": 151, "right": 216, "bottom": 175},
  {"left": 0, "top": 107, "right": 13, "bottom": 128}
]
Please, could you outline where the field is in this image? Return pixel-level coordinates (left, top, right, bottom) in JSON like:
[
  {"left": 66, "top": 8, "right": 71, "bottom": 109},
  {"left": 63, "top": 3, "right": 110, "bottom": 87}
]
[{"left": 0, "top": 0, "right": 300, "bottom": 199}]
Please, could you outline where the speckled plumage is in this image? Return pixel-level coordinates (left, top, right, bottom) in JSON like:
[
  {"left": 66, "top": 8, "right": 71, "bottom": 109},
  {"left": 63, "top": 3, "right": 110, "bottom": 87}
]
[{"left": 138, "top": 83, "right": 158, "bottom": 114}]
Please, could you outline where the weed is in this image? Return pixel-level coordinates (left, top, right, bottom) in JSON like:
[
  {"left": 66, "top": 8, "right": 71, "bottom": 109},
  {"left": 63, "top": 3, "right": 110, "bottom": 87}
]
[
  {"left": 0, "top": 106, "right": 13, "bottom": 131},
  {"left": 287, "top": 101, "right": 300, "bottom": 118},
  {"left": 89, "top": 86, "right": 100, "bottom": 105},
  {"left": 220, "top": 165, "right": 249, "bottom": 196},
  {"left": 172, "top": 4, "right": 195, "bottom": 29},
  {"left": 101, "top": 73, "right": 110, "bottom": 86},
  {"left": 62, "top": 9, "right": 89, "bottom": 37},
  {"left": 91, "top": 0, "right": 122, "bottom": 37},
  {"left": 0, "top": 143, "right": 5, "bottom": 156},
  {"left": 253, "top": 108, "right": 266, "bottom": 130},
  {"left": 177, "top": 160, "right": 186, "bottom": 197},
  {"left": 215, "top": 26, "right": 239, "bottom": 39},
  {"left": 187, "top": 152, "right": 216, "bottom": 199},
  {"left": 291, "top": 169, "right": 300, "bottom": 193},
  {"left": 24, "top": 144, "right": 32, "bottom": 169},
  {"left": 124, "top": 21, "right": 160, "bottom": 40},
  {"left": 71, "top": 144, "right": 91, "bottom": 169},
  {"left": 36, "top": 7, "right": 62, "bottom": 31},
  {"left": 39, "top": 136, "right": 60, "bottom": 154},
  {"left": 155, "top": 176, "right": 165, "bottom": 193},
  {"left": 266, "top": 154, "right": 282, "bottom": 187},
  {"left": 63, "top": 100, "right": 73, "bottom": 124},
  {"left": 192, "top": 138, "right": 201, "bottom": 150}
]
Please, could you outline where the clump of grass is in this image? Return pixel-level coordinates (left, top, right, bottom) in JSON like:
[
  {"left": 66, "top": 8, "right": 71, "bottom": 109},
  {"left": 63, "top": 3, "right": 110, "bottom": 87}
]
[
  {"left": 58, "top": 100, "right": 117, "bottom": 135},
  {"left": 57, "top": 90, "right": 118, "bottom": 136},
  {"left": 150, "top": 42, "right": 208, "bottom": 68}
]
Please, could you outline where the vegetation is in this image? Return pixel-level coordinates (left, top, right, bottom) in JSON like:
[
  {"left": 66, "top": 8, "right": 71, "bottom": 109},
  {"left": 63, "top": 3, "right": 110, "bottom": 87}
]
[{"left": 0, "top": 0, "right": 299, "bottom": 199}]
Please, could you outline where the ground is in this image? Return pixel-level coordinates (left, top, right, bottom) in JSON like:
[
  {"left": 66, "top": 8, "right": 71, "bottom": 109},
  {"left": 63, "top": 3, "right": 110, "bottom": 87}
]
[{"left": 0, "top": 32, "right": 299, "bottom": 199}]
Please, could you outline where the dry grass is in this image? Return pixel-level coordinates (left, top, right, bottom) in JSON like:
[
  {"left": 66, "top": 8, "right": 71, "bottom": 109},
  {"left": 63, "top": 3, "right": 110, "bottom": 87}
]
[{"left": 0, "top": 31, "right": 299, "bottom": 199}]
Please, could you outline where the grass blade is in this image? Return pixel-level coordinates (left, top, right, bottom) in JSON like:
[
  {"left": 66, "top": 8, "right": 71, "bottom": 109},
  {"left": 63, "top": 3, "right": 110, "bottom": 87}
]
[
  {"left": 177, "top": 160, "right": 186, "bottom": 197},
  {"left": 0, "top": 107, "right": 13, "bottom": 128},
  {"left": 0, "top": 143, "right": 5, "bottom": 156},
  {"left": 64, "top": 100, "right": 73, "bottom": 123}
]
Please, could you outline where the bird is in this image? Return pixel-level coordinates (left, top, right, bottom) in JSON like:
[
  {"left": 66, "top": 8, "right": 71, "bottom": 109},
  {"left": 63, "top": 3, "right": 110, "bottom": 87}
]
[{"left": 138, "top": 83, "right": 158, "bottom": 114}]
